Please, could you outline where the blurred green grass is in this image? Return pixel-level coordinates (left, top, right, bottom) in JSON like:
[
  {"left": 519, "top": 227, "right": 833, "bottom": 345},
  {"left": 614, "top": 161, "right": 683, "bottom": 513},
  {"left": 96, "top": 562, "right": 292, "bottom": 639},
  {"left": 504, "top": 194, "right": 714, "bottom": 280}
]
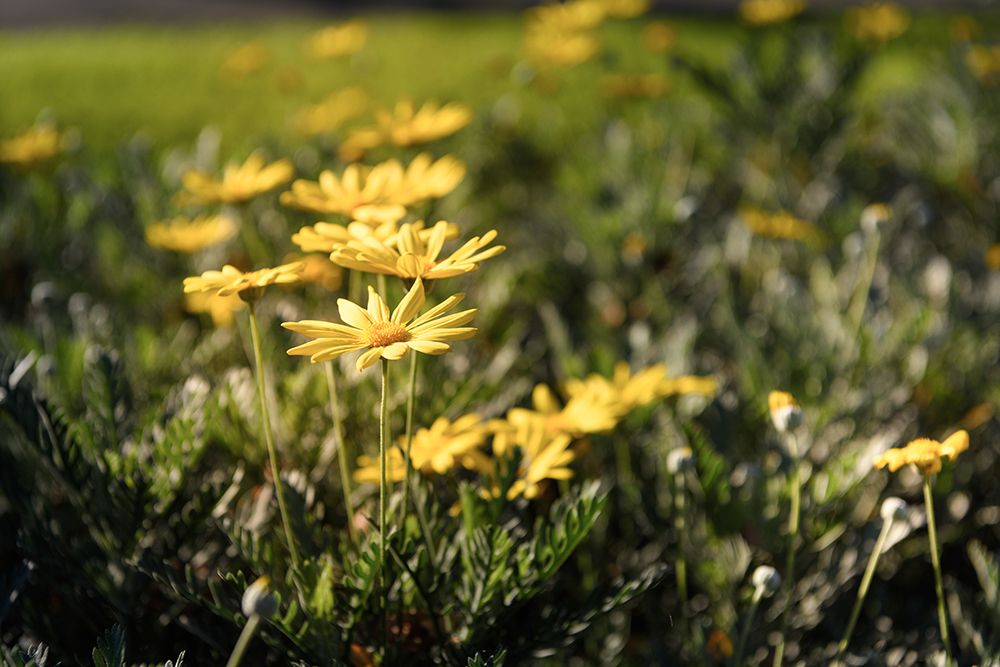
[{"left": 0, "top": 12, "right": 971, "bottom": 154}]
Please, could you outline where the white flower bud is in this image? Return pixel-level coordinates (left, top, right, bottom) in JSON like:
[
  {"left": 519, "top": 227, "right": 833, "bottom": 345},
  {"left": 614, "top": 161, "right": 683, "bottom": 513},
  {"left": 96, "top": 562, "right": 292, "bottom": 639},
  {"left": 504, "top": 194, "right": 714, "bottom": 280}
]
[
  {"left": 768, "top": 391, "right": 802, "bottom": 433},
  {"left": 860, "top": 203, "right": 891, "bottom": 236},
  {"left": 242, "top": 576, "right": 278, "bottom": 618},
  {"left": 751, "top": 565, "right": 781, "bottom": 598},
  {"left": 667, "top": 447, "right": 694, "bottom": 474},
  {"left": 880, "top": 496, "right": 908, "bottom": 522}
]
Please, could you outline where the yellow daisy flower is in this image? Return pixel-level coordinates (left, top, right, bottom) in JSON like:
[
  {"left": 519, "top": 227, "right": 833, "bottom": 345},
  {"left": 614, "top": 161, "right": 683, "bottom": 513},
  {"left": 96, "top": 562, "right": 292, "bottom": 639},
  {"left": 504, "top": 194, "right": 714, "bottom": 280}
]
[
  {"left": 739, "top": 0, "right": 805, "bottom": 26},
  {"left": 509, "top": 383, "right": 621, "bottom": 439},
  {"left": 145, "top": 214, "right": 237, "bottom": 253},
  {"left": 740, "top": 206, "right": 824, "bottom": 243},
  {"left": 399, "top": 152, "right": 467, "bottom": 203},
  {"left": 642, "top": 21, "right": 677, "bottom": 54},
  {"left": 292, "top": 219, "right": 459, "bottom": 254},
  {"left": 490, "top": 421, "right": 576, "bottom": 500},
  {"left": 985, "top": 244, "right": 1000, "bottom": 271},
  {"left": 290, "top": 253, "right": 344, "bottom": 292},
  {"left": 306, "top": 20, "right": 368, "bottom": 60},
  {"left": 331, "top": 220, "right": 505, "bottom": 282},
  {"left": 180, "top": 153, "right": 294, "bottom": 206},
  {"left": 601, "top": 73, "right": 670, "bottom": 99},
  {"left": 281, "top": 160, "right": 407, "bottom": 223},
  {"left": 524, "top": 30, "right": 600, "bottom": 69},
  {"left": 846, "top": 2, "right": 909, "bottom": 44},
  {"left": 339, "top": 99, "right": 473, "bottom": 159},
  {"left": 0, "top": 125, "right": 65, "bottom": 168},
  {"left": 968, "top": 45, "right": 1000, "bottom": 85},
  {"left": 353, "top": 413, "right": 492, "bottom": 483},
  {"left": 660, "top": 375, "right": 719, "bottom": 398},
  {"left": 599, "top": 0, "right": 650, "bottom": 18},
  {"left": 183, "top": 290, "right": 246, "bottom": 327},
  {"left": 565, "top": 362, "right": 718, "bottom": 414},
  {"left": 183, "top": 262, "right": 304, "bottom": 299},
  {"left": 220, "top": 41, "right": 269, "bottom": 80},
  {"left": 528, "top": 1, "right": 606, "bottom": 33},
  {"left": 282, "top": 278, "right": 477, "bottom": 372},
  {"left": 293, "top": 87, "right": 368, "bottom": 137},
  {"left": 873, "top": 430, "right": 970, "bottom": 476}
]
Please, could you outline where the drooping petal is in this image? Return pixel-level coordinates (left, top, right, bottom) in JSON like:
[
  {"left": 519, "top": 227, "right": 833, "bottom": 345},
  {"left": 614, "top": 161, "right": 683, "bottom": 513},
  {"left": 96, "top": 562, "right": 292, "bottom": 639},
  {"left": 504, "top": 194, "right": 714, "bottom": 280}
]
[{"left": 391, "top": 278, "right": 425, "bottom": 324}]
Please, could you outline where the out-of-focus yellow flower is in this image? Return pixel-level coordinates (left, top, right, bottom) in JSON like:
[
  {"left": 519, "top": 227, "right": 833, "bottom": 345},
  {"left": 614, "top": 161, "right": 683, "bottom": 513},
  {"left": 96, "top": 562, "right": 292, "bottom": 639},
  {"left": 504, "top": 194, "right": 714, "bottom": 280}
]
[
  {"left": 642, "top": 21, "right": 677, "bottom": 53},
  {"left": 180, "top": 153, "right": 293, "bottom": 206},
  {"left": 293, "top": 87, "right": 368, "bottom": 137},
  {"left": 339, "top": 99, "right": 473, "bottom": 159},
  {"left": 281, "top": 154, "right": 464, "bottom": 223},
  {"left": 967, "top": 45, "right": 1000, "bottom": 85},
  {"left": 183, "top": 290, "right": 246, "bottom": 327},
  {"left": 282, "top": 161, "right": 407, "bottom": 223},
  {"left": 306, "top": 20, "right": 368, "bottom": 60},
  {"left": 292, "top": 220, "right": 458, "bottom": 254},
  {"left": 949, "top": 16, "right": 980, "bottom": 43},
  {"left": 846, "top": 3, "right": 909, "bottom": 44},
  {"left": 290, "top": 253, "right": 344, "bottom": 292},
  {"left": 0, "top": 125, "right": 65, "bottom": 168},
  {"left": 509, "top": 383, "right": 621, "bottom": 439},
  {"left": 145, "top": 214, "right": 237, "bottom": 253},
  {"left": 525, "top": 30, "right": 600, "bottom": 68},
  {"left": 487, "top": 418, "right": 576, "bottom": 500},
  {"left": 601, "top": 73, "right": 670, "bottom": 99},
  {"left": 985, "top": 244, "right": 1000, "bottom": 271},
  {"left": 599, "top": 0, "right": 650, "bottom": 18},
  {"left": 183, "top": 262, "right": 304, "bottom": 299},
  {"left": 874, "top": 430, "right": 970, "bottom": 475},
  {"left": 332, "top": 220, "right": 505, "bottom": 282},
  {"left": 660, "top": 375, "right": 719, "bottom": 398},
  {"left": 400, "top": 152, "right": 467, "bottom": 202},
  {"left": 739, "top": 0, "right": 805, "bottom": 26},
  {"left": 354, "top": 414, "right": 492, "bottom": 483},
  {"left": 740, "top": 206, "right": 823, "bottom": 244},
  {"left": 220, "top": 41, "right": 269, "bottom": 80},
  {"left": 283, "top": 278, "right": 476, "bottom": 372},
  {"left": 768, "top": 390, "right": 802, "bottom": 433},
  {"left": 959, "top": 403, "right": 994, "bottom": 430},
  {"left": 528, "top": 1, "right": 606, "bottom": 32}
]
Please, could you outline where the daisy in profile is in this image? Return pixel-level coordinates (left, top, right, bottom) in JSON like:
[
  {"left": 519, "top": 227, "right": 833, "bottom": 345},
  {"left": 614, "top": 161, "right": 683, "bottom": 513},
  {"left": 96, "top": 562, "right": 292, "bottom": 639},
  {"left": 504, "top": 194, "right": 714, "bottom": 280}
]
[
  {"left": 332, "top": 220, "right": 504, "bottom": 283},
  {"left": 339, "top": 99, "right": 472, "bottom": 158},
  {"left": 183, "top": 262, "right": 303, "bottom": 300},
  {"left": 0, "top": 124, "right": 66, "bottom": 168},
  {"left": 145, "top": 214, "right": 237, "bottom": 253},
  {"left": 282, "top": 278, "right": 476, "bottom": 372}
]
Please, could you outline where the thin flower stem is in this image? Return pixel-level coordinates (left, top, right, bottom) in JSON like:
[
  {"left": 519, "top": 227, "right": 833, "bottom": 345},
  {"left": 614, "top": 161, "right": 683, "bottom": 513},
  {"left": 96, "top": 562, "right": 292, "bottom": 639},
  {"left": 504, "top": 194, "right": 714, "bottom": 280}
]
[
  {"left": 402, "top": 351, "right": 419, "bottom": 524},
  {"left": 224, "top": 614, "right": 262, "bottom": 667},
  {"left": 836, "top": 515, "right": 895, "bottom": 661},
  {"left": 773, "top": 433, "right": 801, "bottom": 667},
  {"left": 732, "top": 591, "right": 762, "bottom": 667},
  {"left": 324, "top": 362, "right": 356, "bottom": 543},
  {"left": 924, "top": 476, "right": 953, "bottom": 667},
  {"left": 248, "top": 303, "right": 300, "bottom": 569},
  {"left": 237, "top": 203, "right": 270, "bottom": 267},
  {"left": 379, "top": 358, "right": 391, "bottom": 643},
  {"left": 377, "top": 273, "right": 388, "bottom": 301},
  {"left": 848, "top": 231, "right": 881, "bottom": 353},
  {"left": 673, "top": 471, "right": 688, "bottom": 606}
]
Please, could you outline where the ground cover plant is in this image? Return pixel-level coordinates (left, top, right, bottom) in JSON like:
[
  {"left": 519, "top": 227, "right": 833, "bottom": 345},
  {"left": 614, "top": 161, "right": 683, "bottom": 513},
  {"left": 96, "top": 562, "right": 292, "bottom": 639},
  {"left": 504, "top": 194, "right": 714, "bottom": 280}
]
[{"left": 2, "top": 1, "right": 1000, "bottom": 665}]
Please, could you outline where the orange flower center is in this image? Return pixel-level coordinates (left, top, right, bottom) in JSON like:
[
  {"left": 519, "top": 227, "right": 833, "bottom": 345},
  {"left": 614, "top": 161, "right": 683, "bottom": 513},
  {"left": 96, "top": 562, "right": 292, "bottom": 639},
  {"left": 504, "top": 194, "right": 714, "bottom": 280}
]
[{"left": 365, "top": 321, "right": 411, "bottom": 347}]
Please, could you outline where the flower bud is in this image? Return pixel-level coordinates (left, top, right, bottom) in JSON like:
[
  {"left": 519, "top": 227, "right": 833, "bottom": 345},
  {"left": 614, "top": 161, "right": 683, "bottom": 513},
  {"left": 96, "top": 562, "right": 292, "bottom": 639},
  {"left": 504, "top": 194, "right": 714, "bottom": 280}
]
[
  {"left": 751, "top": 565, "right": 781, "bottom": 598},
  {"left": 768, "top": 390, "right": 802, "bottom": 433},
  {"left": 242, "top": 576, "right": 278, "bottom": 618},
  {"left": 860, "top": 203, "right": 891, "bottom": 236},
  {"left": 666, "top": 446, "right": 694, "bottom": 474},
  {"left": 880, "top": 496, "right": 908, "bottom": 522}
]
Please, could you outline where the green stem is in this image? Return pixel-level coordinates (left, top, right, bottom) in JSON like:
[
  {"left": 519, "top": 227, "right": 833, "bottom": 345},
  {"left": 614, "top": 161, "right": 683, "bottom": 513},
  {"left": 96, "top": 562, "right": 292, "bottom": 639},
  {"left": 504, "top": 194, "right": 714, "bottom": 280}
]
[
  {"left": 379, "top": 358, "right": 391, "bottom": 645},
  {"left": 847, "top": 231, "right": 880, "bottom": 361},
  {"left": 402, "top": 352, "right": 419, "bottom": 524},
  {"left": 248, "top": 303, "right": 300, "bottom": 568},
  {"left": 673, "top": 471, "right": 688, "bottom": 607},
  {"left": 836, "top": 516, "right": 895, "bottom": 661},
  {"left": 224, "top": 614, "right": 262, "bottom": 667},
  {"left": 732, "top": 591, "right": 762, "bottom": 667},
  {"left": 924, "top": 477, "right": 953, "bottom": 666},
  {"left": 773, "top": 433, "right": 801, "bottom": 667},
  {"left": 324, "top": 362, "right": 356, "bottom": 543},
  {"left": 237, "top": 203, "right": 270, "bottom": 267}
]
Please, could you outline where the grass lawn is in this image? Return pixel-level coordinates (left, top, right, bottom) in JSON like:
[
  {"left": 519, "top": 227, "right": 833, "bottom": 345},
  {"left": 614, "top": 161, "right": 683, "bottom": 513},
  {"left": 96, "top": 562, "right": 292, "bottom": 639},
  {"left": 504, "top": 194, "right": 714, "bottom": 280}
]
[{"left": 0, "top": 11, "right": 954, "bottom": 155}]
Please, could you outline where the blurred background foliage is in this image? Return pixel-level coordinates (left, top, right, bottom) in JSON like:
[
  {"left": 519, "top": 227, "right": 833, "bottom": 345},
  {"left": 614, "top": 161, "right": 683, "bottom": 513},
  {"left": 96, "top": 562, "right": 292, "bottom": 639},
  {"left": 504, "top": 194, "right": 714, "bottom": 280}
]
[{"left": 2, "top": 2, "right": 1000, "bottom": 666}]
